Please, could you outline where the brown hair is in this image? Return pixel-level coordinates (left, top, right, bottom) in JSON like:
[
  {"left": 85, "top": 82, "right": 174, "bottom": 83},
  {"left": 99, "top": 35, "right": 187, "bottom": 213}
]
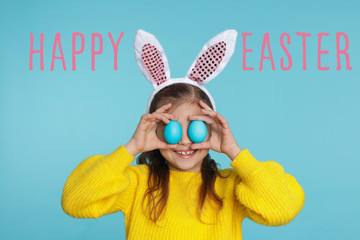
[{"left": 136, "top": 83, "right": 228, "bottom": 223}]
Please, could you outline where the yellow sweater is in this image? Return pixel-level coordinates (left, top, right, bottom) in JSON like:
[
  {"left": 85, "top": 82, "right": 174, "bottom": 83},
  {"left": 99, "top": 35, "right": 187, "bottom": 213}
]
[{"left": 61, "top": 145, "right": 305, "bottom": 240}]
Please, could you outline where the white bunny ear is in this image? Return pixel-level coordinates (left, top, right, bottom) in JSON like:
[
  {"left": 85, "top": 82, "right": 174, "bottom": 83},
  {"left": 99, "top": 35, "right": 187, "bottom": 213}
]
[
  {"left": 134, "top": 29, "right": 171, "bottom": 88},
  {"left": 185, "top": 29, "right": 238, "bottom": 84}
]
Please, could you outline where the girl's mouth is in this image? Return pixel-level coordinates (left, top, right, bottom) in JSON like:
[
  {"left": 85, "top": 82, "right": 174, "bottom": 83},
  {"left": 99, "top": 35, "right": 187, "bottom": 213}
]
[{"left": 173, "top": 150, "right": 198, "bottom": 159}]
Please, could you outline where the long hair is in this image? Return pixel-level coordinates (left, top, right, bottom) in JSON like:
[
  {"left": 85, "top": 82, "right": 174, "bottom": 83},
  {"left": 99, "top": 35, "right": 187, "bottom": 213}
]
[{"left": 136, "top": 83, "right": 228, "bottom": 223}]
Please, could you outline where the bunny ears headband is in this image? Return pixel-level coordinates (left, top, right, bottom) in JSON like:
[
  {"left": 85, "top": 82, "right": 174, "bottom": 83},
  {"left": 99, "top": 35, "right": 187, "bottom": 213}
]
[{"left": 133, "top": 29, "right": 238, "bottom": 113}]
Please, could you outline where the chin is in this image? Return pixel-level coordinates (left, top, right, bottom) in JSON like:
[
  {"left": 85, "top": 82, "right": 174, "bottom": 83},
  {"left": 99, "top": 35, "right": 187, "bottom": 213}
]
[
  {"left": 171, "top": 159, "right": 202, "bottom": 172},
  {"left": 175, "top": 165, "right": 199, "bottom": 172}
]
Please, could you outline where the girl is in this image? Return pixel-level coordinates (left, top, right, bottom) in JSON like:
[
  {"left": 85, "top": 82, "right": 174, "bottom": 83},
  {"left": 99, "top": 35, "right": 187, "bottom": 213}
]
[{"left": 61, "top": 29, "right": 305, "bottom": 240}]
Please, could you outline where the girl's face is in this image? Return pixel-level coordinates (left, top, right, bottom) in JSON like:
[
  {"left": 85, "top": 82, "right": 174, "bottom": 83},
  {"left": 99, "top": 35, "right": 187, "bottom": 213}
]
[{"left": 156, "top": 101, "right": 210, "bottom": 173}]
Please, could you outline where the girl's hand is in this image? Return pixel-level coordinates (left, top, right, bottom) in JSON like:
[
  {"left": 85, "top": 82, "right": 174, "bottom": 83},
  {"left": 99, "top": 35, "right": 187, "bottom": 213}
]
[
  {"left": 189, "top": 100, "right": 242, "bottom": 161},
  {"left": 125, "top": 103, "right": 179, "bottom": 156}
]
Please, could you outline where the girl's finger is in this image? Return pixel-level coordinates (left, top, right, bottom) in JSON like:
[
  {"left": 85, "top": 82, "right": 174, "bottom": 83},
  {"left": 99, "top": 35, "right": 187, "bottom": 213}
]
[
  {"left": 201, "top": 109, "right": 229, "bottom": 128},
  {"left": 215, "top": 112, "right": 229, "bottom": 129},
  {"left": 151, "top": 112, "right": 178, "bottom": 124},
  {"left": 151, "top": 112, "right": 172, "bottom": 124},
  {"left": 155, "top": 103, "right": 172, "bottom": 113},
  {"left": 201, "top": 108, "right": 218, "bottom": 118},
  {"left": 199, "top": 100, "right": 213, "bottom": 111},
  {"left": 161, "top": 112, "right": 178, "bottom": 121},
  {"left": 147, "top": 113, "right": 172, "bottom": 122},
  {"left": 188, "top": 114, "right": 216, "bottom": 125},
  {"left": 191, "top": 140, "right": 210, "bottom": 150},
  {"left": 142, "top": 113, "right": 153, "bottom": 120},
  {"left": 158, "top": 141, "right": 178, "bottom": 150},
  {"left": 166, "top": 143, "right": 178, "bottom": 149}
]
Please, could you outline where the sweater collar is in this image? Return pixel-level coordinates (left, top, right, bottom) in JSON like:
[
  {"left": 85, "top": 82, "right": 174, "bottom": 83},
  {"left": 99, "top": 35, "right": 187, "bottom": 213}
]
[{"left": 169, "top": 169, "right": 202, "bottom": 180}]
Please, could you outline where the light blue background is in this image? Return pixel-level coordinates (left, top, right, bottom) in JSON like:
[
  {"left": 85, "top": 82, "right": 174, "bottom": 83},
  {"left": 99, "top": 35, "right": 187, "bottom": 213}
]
[{"left": 0, "top": 0, "right": 359, "bottom": 239}]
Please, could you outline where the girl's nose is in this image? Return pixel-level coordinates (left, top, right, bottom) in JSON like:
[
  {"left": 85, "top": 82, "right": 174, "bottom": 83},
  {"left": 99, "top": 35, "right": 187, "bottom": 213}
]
[{"left": 178, "top": 128, "right": 192, "bottom": 145}]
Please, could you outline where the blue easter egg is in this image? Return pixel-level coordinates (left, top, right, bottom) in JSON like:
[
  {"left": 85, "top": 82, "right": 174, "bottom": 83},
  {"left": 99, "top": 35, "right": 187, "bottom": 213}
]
[
  {"left": 163, "top": 120, "right": 182, "bottom": 144},
  {"left": 188, "top": 120, "right": 207, "bottom": 143}
]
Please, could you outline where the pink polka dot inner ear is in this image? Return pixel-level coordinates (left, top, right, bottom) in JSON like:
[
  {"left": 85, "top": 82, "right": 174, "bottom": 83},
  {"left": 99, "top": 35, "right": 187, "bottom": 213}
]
[
  {"left": 142, "top": 43, "right": 167, "bottom": 86},
  {"left": 189, "top": 41, "right": 226, "bottom": 83}
]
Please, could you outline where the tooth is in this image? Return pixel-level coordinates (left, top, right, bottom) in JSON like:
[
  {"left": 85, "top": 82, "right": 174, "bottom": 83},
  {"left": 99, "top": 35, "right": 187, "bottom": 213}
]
[{"left": 176, "top": 150, "right": 195, "bottom": 155}]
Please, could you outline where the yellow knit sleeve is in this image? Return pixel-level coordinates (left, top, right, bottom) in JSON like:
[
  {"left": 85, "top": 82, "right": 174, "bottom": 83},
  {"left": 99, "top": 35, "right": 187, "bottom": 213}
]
[
  {"left": 61, "top": 145, "right": 141, "bottom": 219},
  {"left": 230, "top": 148, "right": 305, "bottom": 226}
]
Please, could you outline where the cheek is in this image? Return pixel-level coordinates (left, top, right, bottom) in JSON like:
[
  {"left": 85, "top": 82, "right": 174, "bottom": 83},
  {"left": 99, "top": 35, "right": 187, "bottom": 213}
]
[
  {"left": 198, "top": 149, "right": 209, "bottom": 159},
  {"left": 160, "top": 149, "right": 174, "bottom": 159}
]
